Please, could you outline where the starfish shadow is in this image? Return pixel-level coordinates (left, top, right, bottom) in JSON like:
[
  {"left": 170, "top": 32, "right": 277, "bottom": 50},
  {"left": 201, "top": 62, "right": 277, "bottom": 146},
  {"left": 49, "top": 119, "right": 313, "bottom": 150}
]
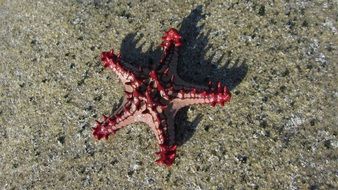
[{"left": 119, "top": 5, "right": 248, "bottom": 146}]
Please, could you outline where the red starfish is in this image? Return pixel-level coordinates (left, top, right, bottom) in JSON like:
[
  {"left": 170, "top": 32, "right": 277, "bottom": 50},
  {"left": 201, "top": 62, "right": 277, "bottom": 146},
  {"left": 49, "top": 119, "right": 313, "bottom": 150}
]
[{"left": 93, "top": 28, "right": 231, "bottom": 166}]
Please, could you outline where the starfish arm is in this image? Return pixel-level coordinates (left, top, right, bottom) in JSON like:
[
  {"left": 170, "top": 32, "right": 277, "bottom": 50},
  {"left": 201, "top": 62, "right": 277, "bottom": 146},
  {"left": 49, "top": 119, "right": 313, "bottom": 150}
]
[
  {"left": 101, "top": 49, "right": 142, "bottom": 91},
  {"left": 171, "top": 82, "right": 231, "bottom": 110},
  {"left": 141, "top": 109, "right": 176, "bottom": 166},
  {"left": 157, "top": 28, "right": 186, "bottom": 85},
  {"left": 159, "top": 47, "right": 188, "bottom": 86},
  {"left": 157, "top": 28, "right": 210, "bottom": 90},
  {"left": 133, "top": 110, "right": 166, "bottom": 145},
  {"left": 93, "top": 100, "right": 139, "bottom": 140}
]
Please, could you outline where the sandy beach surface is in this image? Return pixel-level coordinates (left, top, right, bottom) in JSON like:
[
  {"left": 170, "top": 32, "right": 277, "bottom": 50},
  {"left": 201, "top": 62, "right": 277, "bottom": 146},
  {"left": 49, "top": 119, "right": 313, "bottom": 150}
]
[{"left": 0, "top": 0, "right": 337, "bottom": 189}]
